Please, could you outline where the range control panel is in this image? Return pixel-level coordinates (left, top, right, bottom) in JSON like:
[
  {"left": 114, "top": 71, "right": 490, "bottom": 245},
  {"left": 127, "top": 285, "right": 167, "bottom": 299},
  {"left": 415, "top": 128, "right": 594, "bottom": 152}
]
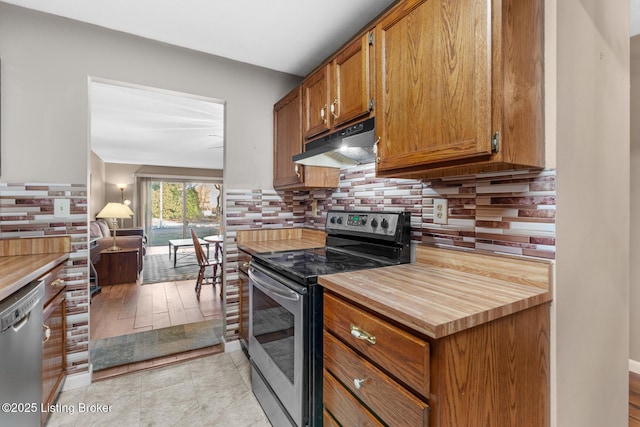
[{"left": 325, "top": 211, "right": 402, "bottom": 237}]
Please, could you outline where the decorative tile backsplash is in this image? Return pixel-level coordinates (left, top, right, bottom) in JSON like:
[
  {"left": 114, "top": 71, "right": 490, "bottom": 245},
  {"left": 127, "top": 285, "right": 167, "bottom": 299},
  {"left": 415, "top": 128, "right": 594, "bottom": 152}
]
[
  {"left": 0, "top": 166, "right": 556, "bottom": 351},
  {"left": 224, "top": 164, "right": 556, "bottom": 340},
  {"left": 0, "top": 183, "right": 90, "bottom": 375}
]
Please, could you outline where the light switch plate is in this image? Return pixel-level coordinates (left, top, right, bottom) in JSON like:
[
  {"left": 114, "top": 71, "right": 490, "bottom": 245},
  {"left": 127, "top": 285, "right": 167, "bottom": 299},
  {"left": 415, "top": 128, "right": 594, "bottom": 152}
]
[
  {"left": 433, "top": 198, "right": 448, "bottom": 224},
  {"left": 54, "top": 198, "right": 71, "bottom": 218}
]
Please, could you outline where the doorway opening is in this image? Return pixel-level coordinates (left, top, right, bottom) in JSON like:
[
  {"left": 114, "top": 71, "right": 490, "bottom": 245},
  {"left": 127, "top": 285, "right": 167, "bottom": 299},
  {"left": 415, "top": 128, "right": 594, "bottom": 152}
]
[{"left": 88, "top": 78, "right": 226, "bottom": 373}]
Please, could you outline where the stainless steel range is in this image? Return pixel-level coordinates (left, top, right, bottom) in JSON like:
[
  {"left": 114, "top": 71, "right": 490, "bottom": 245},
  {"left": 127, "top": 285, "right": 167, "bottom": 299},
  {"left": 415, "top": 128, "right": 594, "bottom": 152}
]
[{"left": 248, "top": 210, "right": 411, "bottom": 427}]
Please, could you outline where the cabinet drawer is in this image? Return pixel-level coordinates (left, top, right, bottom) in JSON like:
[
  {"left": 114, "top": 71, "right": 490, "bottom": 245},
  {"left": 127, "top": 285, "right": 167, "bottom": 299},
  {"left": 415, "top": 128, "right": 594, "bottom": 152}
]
[
  {"left": 324, "top": 292, "right": 430, "bottom": 397},
  {"left": 323, "top": 369, "right": 383, "bottom": 427},
  {"left": 38, "top": 263, "right": 66, "bottom": 305},
  {"left": 324, "top": 331, "right": 429, "bottom": 427}
]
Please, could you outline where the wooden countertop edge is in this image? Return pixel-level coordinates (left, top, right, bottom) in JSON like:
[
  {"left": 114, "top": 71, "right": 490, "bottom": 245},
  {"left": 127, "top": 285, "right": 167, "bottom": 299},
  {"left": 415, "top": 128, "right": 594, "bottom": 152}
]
[
  {"left": 237, "top": 228, "right": 326, "bottom": 254},
  {"left": 320, "top": 279, "right": 550, "bottom": 339},
  {"left": 0, "top": 253, "right": 69, "bottom": 301}
]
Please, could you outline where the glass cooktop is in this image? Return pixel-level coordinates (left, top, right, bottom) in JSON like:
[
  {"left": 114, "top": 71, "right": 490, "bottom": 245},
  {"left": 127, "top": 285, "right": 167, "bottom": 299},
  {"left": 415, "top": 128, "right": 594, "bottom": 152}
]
[{"left": 251, "top": 247, "right": 393, "bottom": 285}]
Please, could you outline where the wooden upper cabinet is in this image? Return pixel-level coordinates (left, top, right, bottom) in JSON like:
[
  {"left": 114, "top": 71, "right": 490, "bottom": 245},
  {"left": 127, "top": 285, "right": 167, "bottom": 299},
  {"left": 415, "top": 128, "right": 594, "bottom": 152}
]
[
  {"left": 274, "top": 86, "right": 339, "bottom": 190},
  {"left": 303, "top": 32, "right": 374, "bottom": 140},
  {"left": 375, "top": 0, "right": 544, "bottom": 178},
  {"left": 332, "top": 33, "right": 373, "bottom": 127},
  {"left": 274, "top": 86, "right": 304, "bottom": 188},
  {"left": 303, "top": 64, "right": 331, "bottom": 139}
]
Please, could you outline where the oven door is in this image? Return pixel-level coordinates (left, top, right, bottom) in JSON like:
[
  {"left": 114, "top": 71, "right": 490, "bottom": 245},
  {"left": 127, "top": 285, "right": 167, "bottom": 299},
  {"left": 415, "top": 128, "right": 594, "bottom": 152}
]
[{"left": 249, "top": 263, "right": 307, "bottom": 427}]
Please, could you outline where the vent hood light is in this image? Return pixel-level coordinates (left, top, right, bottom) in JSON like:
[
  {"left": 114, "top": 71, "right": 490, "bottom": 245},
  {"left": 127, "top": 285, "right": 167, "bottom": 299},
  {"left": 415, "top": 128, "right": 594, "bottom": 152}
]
[{"left": 292, "top": 118, "right": 376, "bottom": 168}]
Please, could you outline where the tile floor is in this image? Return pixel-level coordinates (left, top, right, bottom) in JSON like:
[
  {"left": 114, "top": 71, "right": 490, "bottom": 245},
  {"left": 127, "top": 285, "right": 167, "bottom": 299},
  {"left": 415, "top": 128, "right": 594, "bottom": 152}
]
[{"left": 46, "top": 351, "right": 271, "bottom": 427}]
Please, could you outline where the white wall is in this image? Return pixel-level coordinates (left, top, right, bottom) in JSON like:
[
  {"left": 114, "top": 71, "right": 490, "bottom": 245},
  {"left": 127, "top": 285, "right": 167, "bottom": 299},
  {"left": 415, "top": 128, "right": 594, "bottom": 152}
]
[
  {"left": 631, "top": 36, "right": 640, "bottom": 363},
  {"left": 555, "top": 0, "right": 630, "bottom": 426},
  {"left": 0, "top": 2, "right": 301, "bottom": 188}
]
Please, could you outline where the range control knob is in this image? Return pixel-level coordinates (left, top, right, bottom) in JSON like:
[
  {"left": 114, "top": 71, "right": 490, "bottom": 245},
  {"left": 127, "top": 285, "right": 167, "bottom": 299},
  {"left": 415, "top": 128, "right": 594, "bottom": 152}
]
[
  {"left": 336, "top": 217, "right": 343, "bottom": 224},
  {"left": 371, "top": 218, "right": 378, "bottom": 228},
  {"left": 381, "top": 218, "right": 389, "bottom": 229},
  {"left": 330, "top": 216, "right": 336, "bottom": 224},
  {"left": 360, "top": 218, "right": 367, "bottom": 225}
]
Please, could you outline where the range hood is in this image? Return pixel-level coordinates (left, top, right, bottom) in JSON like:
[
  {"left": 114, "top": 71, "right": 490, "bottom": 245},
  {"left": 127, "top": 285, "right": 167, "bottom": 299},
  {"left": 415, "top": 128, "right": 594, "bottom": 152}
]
[{"left": 292, "top": 118, "right": 376, "bottom": 168}]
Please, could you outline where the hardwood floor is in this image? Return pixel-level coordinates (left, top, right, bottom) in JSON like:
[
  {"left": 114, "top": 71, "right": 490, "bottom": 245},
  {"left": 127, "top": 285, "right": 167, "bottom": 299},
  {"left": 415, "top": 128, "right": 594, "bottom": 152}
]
[
  {"left": 90, "top": 278, "right": 222, "bottom": 340},
  {"left": 89, "top": 245, "right": 225, "bottom": 378},
  {"left": 90, "top": 243, "right": 223, "bottom": 341},
  {"left": 631, "top": 372, "right": 640, "bottom": 426}
]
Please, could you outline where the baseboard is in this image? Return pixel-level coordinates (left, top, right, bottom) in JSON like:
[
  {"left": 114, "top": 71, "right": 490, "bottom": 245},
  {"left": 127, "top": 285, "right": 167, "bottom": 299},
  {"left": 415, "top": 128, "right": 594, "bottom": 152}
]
[
  {"left": 62, "top": 369, "right": 92, "bottom": 391},
  {"left": 630, "top": 359, "right": 640, "bottom": 374},
  {"left": 223, "top": 337, "right": 241, "bottom": 353}
]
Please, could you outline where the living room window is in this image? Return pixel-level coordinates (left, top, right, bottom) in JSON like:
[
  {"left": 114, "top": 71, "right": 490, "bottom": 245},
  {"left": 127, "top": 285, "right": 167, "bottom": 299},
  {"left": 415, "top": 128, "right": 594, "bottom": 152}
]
[{"left": 137, "top": 178, "right": 222, "bottom": 247}]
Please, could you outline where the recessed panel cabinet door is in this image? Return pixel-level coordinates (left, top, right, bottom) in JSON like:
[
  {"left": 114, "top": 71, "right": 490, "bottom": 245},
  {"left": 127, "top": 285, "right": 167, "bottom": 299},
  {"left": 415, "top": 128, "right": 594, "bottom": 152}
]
[
  {"left": 303, "top": 64, "right": 331, "bottom": 139},
  {"left": 274, "top": 86, "right": 303, "bottom": 188},
  {"left": 333, "top": 33, "right": 372, "bottom": 127},
  {"left": 375, "top": 0, "right": 492, "bottom": 174}
]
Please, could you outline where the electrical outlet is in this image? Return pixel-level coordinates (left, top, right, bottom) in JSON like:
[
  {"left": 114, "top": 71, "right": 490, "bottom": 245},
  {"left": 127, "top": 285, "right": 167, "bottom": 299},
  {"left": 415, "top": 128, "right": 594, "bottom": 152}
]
[
  {"left": 54, "top": 198, "right": 70, "bottom": 218},
  {"left": 311, "top": 200, "right": 318, "bottom": 216},
  {"left": 433, "top": 198, "right": 448, "bottom": 224}
]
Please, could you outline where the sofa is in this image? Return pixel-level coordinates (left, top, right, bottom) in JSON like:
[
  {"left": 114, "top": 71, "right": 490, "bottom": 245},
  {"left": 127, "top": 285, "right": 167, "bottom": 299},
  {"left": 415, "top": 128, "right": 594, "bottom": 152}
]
[{"left": 90, "top": 219, "right": 146, "bottom": 272}]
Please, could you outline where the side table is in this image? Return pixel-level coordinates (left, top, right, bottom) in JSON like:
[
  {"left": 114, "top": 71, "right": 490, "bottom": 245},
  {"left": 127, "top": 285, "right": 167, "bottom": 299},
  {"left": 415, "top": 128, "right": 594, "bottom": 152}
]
[{"left": 95, "top": 248, "right": 139, "bottom": 286}]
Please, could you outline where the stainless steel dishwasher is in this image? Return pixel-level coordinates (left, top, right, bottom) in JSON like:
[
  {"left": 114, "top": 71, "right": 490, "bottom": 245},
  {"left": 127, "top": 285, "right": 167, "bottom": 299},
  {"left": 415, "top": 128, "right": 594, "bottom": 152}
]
[{"left": 0, "top": 280, "right": 45, "bottom": 427}]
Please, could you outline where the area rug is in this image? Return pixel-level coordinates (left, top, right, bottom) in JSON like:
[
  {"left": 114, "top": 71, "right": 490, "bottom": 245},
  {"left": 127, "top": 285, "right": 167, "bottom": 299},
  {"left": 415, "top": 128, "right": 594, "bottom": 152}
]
[
  {"left": 142, "top": 253, "right": 199, "bottom": 284},
  {"left": 89, "top": 319, "right": 224, "bottom": 371}
]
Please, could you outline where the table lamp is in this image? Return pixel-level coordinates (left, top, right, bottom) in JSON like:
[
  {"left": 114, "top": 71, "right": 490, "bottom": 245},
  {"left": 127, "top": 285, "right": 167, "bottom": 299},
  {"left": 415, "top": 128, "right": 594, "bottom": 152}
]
[{"left": 96, "top": 202, "right": 133, "bottom": 251}]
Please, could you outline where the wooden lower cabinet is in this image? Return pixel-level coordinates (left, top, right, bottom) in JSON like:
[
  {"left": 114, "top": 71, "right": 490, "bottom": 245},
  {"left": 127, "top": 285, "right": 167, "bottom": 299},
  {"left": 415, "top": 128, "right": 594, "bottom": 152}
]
[
  {"left": 41, "top": 290, "right": 66, "bottom": 426},
  {"left": 323, "top": 291, "right": 550, "bottom": 427}
]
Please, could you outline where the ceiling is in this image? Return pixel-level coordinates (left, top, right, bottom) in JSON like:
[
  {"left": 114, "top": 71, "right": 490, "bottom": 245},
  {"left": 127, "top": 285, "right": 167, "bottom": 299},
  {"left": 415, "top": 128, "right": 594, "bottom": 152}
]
[
  {"left": 90, "top": 81, "right": 225, "bottom": 170},
  {"left": 4, "top": 0, "right": 638, "bottom": 170}
]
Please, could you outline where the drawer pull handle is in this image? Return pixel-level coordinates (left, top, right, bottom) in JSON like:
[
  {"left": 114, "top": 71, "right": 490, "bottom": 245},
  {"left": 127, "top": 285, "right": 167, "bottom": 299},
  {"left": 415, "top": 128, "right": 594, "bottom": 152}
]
[
  {"left": 353, "top": 378, "right": 365, "bottom": 389},
  {"left": 51, "top": 279, "right": 64, "bottom": 287},
  {"left": 350, "top": 324, "right": 376, "bottom": 345},
  {"left": 42, "top": 324, "right": 51, "bottom": 344}
]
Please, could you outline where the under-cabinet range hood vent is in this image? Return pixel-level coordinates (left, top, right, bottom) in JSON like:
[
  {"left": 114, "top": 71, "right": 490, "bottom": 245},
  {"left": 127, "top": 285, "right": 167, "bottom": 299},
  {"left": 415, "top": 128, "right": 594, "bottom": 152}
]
[{"left": 292, "top": 118, "right": 376, "bottom": 168}]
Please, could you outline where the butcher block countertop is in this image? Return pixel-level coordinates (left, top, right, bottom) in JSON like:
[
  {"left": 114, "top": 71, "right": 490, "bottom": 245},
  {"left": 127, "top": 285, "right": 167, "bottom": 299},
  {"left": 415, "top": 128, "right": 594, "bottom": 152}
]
[
  {"left": 319, "top": 245, "right": 554, "bottom": 339},
  {"left": 237, "top": 227, "right": 326, "bottom": 254},
  {"left": 0, "top": 253, "right": 69, "bottom": 301},
  {"left": 0, "top": 236, "right": 71, "bottom": 301}
]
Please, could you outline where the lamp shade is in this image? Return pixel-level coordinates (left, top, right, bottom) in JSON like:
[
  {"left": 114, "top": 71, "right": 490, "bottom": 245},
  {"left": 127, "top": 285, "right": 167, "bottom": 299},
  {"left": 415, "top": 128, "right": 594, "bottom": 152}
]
[{"left": 96, "top": 202, "right": 133, "bottom": 219}]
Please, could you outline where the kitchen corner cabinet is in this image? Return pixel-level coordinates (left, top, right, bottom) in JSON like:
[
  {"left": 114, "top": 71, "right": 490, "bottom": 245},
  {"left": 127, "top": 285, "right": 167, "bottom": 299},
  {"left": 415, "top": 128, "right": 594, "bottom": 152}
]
[
  {"left": 274, "top": 86, "right": 339, "bottom": 190},
  {"left": 374, "top": 0, "right": 544, "bottom": 179},
  {"left": 323, "top": 291, "right": 549, "bottom": 426},
  {"left": 40, "top": 264, "right": 67, "bottom": 426},
  {"left": 303, "top": 32, "right": 374, "bottom": 140}
]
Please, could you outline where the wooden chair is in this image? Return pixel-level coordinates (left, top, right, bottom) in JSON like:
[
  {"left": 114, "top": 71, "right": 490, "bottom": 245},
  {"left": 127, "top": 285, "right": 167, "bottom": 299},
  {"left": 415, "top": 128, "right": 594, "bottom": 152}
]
[{"left": 190, "top": 228, "right": 223, "bottom": 300}]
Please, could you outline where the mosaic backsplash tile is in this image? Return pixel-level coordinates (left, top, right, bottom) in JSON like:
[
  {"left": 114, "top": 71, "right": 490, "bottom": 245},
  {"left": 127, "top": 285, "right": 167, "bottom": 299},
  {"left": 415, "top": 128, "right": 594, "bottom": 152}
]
[
  {"left": 0, "top": 182, "right": 90, "bottom": 375},
  {"left": 224, "top": 165, "right": 556, "bottom": 340}
]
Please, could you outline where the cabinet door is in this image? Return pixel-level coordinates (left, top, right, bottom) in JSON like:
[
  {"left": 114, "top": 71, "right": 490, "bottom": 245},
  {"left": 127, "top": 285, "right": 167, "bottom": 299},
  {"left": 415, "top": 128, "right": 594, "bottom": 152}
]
[
  {"left": 42, "top": 293, "right": 66, "bottom": 425},
  {"left": 333, "top": 33, "right": 372, "bottom": 127},
  {"left": 274, "top": 86, "right": 304, "bottom": 188},
  {"left": 303, "top": 64, "right": 331, "bottom": 139},
  {"left": 375, "top": 0, "right": 492, "bottom": 173}
]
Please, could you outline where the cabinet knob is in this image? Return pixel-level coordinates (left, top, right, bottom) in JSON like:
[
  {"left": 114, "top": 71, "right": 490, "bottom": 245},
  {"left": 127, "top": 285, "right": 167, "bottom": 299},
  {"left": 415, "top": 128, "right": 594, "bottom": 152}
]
[
  {"left": 51, "top": 279, "right": 64, "bottom": 287},
  {"left": 353, "top": 378, "right": 365, "bottom": 389},
  {"left": 294, "top": 164, "right": 301, "bottom": 179}
]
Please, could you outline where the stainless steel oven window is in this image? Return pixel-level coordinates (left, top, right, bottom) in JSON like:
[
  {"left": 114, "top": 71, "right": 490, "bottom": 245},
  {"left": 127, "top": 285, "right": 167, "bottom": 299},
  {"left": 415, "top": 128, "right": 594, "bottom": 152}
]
[
  {"left": 252, "top": 285, "right": 295, "bottom": 383},
  {"left": 249, "top": 264, "right": 306, "bottom": 427}
]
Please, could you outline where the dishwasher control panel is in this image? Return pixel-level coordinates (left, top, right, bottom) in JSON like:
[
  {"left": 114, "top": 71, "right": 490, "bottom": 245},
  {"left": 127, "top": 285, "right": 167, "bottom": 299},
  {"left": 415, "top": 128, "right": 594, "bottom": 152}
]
[{"left": 0, "top": 281, "right": 44, "bottom": 332}]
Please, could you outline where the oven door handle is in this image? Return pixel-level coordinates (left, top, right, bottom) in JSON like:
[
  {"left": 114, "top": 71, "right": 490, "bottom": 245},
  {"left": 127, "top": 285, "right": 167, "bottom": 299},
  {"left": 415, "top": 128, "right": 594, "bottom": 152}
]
[{"left": 249, "top": 268, "right": 301, "bottom": 302}]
